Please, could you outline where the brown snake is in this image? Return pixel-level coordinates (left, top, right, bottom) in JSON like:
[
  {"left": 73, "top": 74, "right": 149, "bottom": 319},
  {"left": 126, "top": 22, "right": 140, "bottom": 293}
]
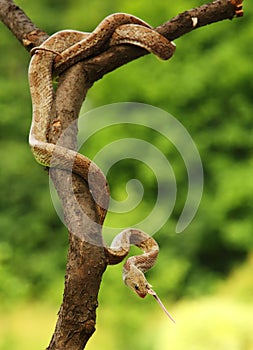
[{"left": 28, "top": 13, "right": 176, "bottom": 322}]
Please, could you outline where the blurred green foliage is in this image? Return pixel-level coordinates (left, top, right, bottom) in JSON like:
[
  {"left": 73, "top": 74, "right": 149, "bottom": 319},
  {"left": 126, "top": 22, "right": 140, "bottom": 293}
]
[
  {"left": 0, "top": 0, "right": 253, "bottom": 348},
  {"left": 1, "top": 256, "right": 253, "bottom": 350}
]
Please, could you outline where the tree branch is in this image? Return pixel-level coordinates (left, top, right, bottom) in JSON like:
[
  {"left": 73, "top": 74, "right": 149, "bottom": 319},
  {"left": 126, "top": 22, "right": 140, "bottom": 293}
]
[
  {"left": 0, "top": 0, "right": 48, "bottom": 48},
  {"left": 46, "top": 64, "right": 105, "bottom": 349},
  {"left": 0, "top": 0, "right": 244, "bottom": 349},
  {"left": 52, "top": 0, "right": 242, "bottom": 83}
]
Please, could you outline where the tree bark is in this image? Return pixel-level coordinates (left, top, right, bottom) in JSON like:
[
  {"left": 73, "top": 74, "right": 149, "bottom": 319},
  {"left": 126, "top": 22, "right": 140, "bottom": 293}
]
[{"left": 0, "top": 0, "right": 243, "bottom": 349}]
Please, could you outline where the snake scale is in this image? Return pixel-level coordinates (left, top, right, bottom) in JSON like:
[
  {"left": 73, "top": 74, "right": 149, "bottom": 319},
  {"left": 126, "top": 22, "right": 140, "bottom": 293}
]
[{"left": 28, "top": 13, "right": 176, "bottom": 322}]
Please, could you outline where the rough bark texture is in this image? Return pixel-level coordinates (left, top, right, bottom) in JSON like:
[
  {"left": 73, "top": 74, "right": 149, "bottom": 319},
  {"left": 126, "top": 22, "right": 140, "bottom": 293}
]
[
  {"left": 47, "top": 65, "right": 106, "bottom": 349},
  {"left": 0, "top": 0, "right": 243, "bottom": 349}
]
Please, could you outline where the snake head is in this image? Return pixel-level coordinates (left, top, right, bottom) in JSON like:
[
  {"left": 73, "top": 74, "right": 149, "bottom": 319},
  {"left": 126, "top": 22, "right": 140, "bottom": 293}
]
[
  {"left": 123, "top": 264, "right": 151, "bottom": 298},
  {"left": 123, "top": 263, "right": 176, "bottom": 323}
]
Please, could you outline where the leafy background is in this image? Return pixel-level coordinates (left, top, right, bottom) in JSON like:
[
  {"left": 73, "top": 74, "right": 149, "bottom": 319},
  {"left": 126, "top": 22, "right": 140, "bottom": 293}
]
[{"left": 0, "top": 0, "right": 252, "bottom": 349}]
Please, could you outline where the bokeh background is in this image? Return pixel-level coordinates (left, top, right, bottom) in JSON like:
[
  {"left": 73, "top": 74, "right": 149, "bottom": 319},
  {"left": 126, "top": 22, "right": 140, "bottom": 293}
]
[{"left": 0, "top": 0, "right": 253, "bottom": 349}]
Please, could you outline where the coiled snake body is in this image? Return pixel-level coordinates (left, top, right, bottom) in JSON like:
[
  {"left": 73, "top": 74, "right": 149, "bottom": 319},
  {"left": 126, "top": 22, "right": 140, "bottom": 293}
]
[{"left": 28, "top": 13, "right": 175, "bottom": 322}]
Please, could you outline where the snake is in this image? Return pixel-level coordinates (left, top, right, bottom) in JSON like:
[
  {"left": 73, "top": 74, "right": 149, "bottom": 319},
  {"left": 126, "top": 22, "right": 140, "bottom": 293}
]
[{"left": 28, "top": 13, "right": 176, "bottom": 322}]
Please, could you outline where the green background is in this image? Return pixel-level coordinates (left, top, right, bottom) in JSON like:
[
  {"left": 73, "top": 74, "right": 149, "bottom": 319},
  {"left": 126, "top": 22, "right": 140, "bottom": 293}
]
[{"left": 0, "top": 0, "right": 253, "bottom": 349}]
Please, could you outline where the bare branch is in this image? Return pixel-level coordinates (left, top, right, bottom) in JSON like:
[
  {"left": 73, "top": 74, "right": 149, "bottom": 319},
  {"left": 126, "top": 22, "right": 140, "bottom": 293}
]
[{"left": 0, "top": 0, "right": 48, "bottom": 49}]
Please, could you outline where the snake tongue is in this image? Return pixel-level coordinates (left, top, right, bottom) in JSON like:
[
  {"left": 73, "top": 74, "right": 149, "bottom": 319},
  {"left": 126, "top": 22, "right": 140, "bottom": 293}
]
[{"left": 147, "top": 288, "right": 176, "bottom": 323}]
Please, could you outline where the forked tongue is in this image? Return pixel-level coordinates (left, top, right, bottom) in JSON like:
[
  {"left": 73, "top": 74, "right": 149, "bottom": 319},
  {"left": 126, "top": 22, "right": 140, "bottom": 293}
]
[{"left": 147, "top": 288, "right": 176, "bottom": 324}]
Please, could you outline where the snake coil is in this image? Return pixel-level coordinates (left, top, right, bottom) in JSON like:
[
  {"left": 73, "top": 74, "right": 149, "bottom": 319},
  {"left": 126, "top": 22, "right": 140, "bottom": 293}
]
[{"left": 28, "top": 13, "right": 176, "bottom": 322}]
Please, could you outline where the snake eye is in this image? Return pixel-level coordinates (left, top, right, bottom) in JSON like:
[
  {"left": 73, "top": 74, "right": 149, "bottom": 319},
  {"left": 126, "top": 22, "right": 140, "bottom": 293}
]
[{"left": 134, "top": 284, "right": 139, "bottom": 291}]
